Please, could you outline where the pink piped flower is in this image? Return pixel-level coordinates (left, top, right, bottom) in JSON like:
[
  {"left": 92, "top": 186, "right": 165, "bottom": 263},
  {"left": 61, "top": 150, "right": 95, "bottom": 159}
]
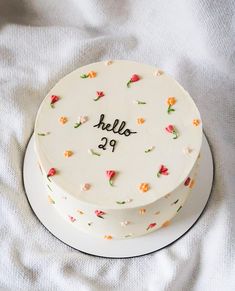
[
  {"left": 127, "top": 74, "right": 140, "bottom": 87},
  {"left": 50, "top": 95, "right": 60, "bottom": 108},
  {"left": 95, "top": 210, "right": 106, "bottom": 219},
  {"left": 106, "top": 170, "right": 116, "bottom": 186},
  {"left": 80, "top": 183, "right": 90, "bottom": 191},
  {"left": 165, "top": 124, "right": 179, "bottom": 139},
  {"left": 157, "top": 165, "right": 169, "bottom": 177},
  {"left": 68, "top": 215, "right": 76, "bottom": 223},
  {"left": 47, "top": 168, "right": 56, "bottom": 180},
  {"left": 184, "top": 177, "right": 191, "bottom": 186},
  {"left": 94, "top": 91, "right": 105, "bottom": 101},
  {"left": 74, "top": 115, "right": 88, "bottom": 128},
  {"left": 146, "top": 222, "right": 157, "bottom": 231}
]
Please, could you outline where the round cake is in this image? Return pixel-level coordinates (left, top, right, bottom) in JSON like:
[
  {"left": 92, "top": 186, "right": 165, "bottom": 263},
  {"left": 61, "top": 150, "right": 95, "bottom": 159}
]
[{"left": 34, "top": 60, "right": 202, "bottom": 239}]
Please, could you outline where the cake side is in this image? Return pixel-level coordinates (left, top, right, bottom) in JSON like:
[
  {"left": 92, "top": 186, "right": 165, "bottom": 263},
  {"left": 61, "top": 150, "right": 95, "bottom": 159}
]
[{"left": 37, "top": 154, "right": 199, "bottom": 239}]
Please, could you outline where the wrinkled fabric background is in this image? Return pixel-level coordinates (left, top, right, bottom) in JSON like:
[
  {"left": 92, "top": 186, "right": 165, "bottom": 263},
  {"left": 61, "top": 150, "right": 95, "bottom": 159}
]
[{"left": 0, "top": 1, "right": 234, "bottom": 290}]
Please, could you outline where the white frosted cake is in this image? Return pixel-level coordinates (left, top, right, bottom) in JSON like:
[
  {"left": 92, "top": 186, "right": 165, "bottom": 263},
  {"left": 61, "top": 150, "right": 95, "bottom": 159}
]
[{"left": 34, "top": 60, "right": 202, "bottom": 240}]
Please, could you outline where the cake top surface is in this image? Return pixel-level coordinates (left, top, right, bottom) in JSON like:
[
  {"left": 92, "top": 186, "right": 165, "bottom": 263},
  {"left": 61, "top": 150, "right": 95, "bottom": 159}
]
[{"left": 34, "top": 60, "right": 202, "bottom": 209}]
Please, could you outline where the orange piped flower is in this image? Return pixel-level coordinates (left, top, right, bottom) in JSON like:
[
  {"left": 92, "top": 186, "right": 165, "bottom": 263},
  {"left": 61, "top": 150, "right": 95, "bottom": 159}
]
[
  {"left": 162, "top": 220, "right": 171, "bottom": 228},
  {"left": 167, "top": 97, "right": 176, "bottom": 114},
  {"left": 193, "top": 119, "right": 200, "bottom": 126},
  {"left": 137, "top": 118, "right": 145, "bottom": 125},
  {"left": 139, "top": 183, "right": 149, "bottom": 192},
  {"left": 80, "top": 71, "right": 97, "bottom": 78},
  {"left": 139, "top": 208, "right": 146, "bottom": 215},
  {"left": 189, "top": 179, "right": 195, "bottom": 189},
  {"left": 64, "top": 150, "right": 73, "bottom": 158},
  {"left": 167, "top": 97, "right": 176, "bottom": 106},
  {"left": 104, "top": 235, "right": 113, "bottom": 240},
  {"left": 59, "top": 116, "right": 68, "bottom": 124},
  {"left": 88, "top": 71, "right": 97, "bottom": 78}
]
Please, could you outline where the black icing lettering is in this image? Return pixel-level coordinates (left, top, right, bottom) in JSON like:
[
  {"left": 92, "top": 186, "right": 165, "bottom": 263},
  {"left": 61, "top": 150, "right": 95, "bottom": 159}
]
[{"left": 93, "top": 114, "right": 137, "bottom": 137}]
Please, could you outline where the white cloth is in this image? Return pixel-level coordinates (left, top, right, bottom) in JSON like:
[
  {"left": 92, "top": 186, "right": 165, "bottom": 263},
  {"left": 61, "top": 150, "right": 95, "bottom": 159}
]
[{"left": 0, "top": 1, "right": 234, "bottom": 290}]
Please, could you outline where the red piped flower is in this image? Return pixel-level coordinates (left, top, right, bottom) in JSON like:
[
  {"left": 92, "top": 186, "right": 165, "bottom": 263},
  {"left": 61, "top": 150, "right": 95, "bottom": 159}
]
[
  {"left": 68, "top": 215, "right": 76, "bottom": 223},
  {"left": 94, "top": 91, "right": 105, "bottom": 101},
  {"left": 47, "top": 168, "right": 56, "bottom": 180},
  {"left": 165, "top": 124, "right": 179, "bottom": 139},
  {"left": 106, "top": 170, "right": 116, "bottom": 186},
  {"left": 184, "top": 177, "right": 191, "bottom": 186},
  {"left": 157, "top": 165, "right": 169, "bottom": 177},
  {"left": 146, "top": 222, "right": 157, "bottom": 231},
  {"left": 95, "top": 210, "right": 106, "bottom": 219},
  {"left": 50, "top": 95, "right": 60, "bottom": 108},
  {"left": 127, "top": 74, "right": 140, "bottom": 87}
]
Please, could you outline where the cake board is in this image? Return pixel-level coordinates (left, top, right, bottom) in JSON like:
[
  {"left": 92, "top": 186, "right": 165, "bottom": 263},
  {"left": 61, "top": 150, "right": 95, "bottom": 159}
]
[{"left": 23, "top": 133, "right": 213, "bottom": 258}]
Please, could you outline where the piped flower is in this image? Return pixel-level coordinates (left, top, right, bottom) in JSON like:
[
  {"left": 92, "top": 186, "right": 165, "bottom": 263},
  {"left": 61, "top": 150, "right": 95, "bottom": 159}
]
[
  {"left": 137, "top": 118, "right": 145, "bottom": 125},
  {"left": 184, "top": 177, "right": 191, "bottom": 186},
  {"left": 162, "top": 220, "right": 171, "bottom": 228},
  {"left": 59, "top": 116, "right": 68, "bottom": 124},
  {"left": 183, "top": 147, "right": 193, "bottom": 155},
  {"left": 106, "top": 170, "right": 116, "bottom": 186},
  {"left": 189, "top": 179, "right": 195, "bottom": 189},
  {"left": 105, "top": 60, "right": 112, "bottom": 66},
  {"left": 139, "top": 208, "right": 146, "bottom": 215},
  {"left": 95, "top": 210, "right": 106, "bottom": 219},
  {"left": 120, "top": 221, "right": 130, "bottom": 227},
  {"left": 47, "top": 168, "right": 56, "bottom": 180},
  {"left": 146, "top": 222, "right": 157, "bottom": 231},
  {"left": 127, "top": 74, "right": 140, "bottom": 87},
  {"left": 165, "top": 124, "right": 179, "bottom": 139},
  {"left": 154, "top": 69, "right": 164, "bottom": 77},
  {"left": 193, "top": 119, "right": 200, "bottom": 126},
  {"left": 50, "top": 95, "right": 60, "bottom": 108},
  {"left": 68, "top": 215, "right": 76, "bottom": 223},
  {"left": 80, "top": 183, "right": 90, "bottom": 191},
  {"left": 64, "top": 150, "right": 73, "bottom": 158},
  {"left": 104, "top": 235, "right": 113, "bottom": 240},
  {"left": 94, "top": 91, "right": 105, "bottom": 101},
  {"left": 139, "top": 183, "right": 149, "bottom": 193},
  {"left": 80, "top": 71, "right": 97, "bottom": 78},
  {"left": 74, "top": 116, "right": 88, "bottom": 128},
  {"left": 167, "top": 97, "right": 176, "bottom": 114},
  {"left": 157, "top": 165, "right": 169, "bottom": 177}
]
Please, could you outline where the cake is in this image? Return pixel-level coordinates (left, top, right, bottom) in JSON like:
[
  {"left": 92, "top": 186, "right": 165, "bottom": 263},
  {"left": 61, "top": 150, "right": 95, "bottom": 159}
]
[{"left": 34, "top": 60, "right": 202, "bottom": 240}]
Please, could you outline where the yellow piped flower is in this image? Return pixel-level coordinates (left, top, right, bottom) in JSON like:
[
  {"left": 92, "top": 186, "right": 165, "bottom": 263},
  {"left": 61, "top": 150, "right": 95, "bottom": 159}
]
[
  {"left": 88, "top": 71, "right": 97, "bottom": 78},
  {"left": 64, "top": 150, "right": 73, "bottom": 158},
  {"left": 137, "top": 118, "right": 145, "bottom": 125},
  {"left": 139, "top": 208, "right": 146, "bottom": 215},
  {"left": 162, "top": 220, "right": 171, "bottom": 228},
  {"left": 193, "top": 119, "right": 200, "bottom": 126},
  {"left": 104, "top": 235, "right": 113, "bottom": 240},
  {"left": 59, "top": 116, "right": 68, "bottom": 124},
  {"left": 139, "top": 183, "right": 149, "bottom": 192},
  {"left": 167, "top": 97, "right": 176, "bottom": 106}
]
